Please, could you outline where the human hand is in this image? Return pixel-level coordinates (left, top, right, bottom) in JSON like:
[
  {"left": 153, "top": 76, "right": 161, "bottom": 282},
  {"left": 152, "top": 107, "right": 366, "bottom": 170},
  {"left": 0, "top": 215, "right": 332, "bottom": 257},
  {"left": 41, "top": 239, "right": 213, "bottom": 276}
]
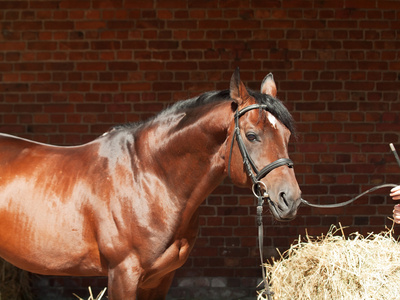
[
  {"left": 393, "top": 204, "right": 400, "bottom": 224},
  {"left": 390, "top": 186, "right": 400, "bottom": 200},
  {"left": 391, "top": 186, "right": 400, "bottom": 224}
]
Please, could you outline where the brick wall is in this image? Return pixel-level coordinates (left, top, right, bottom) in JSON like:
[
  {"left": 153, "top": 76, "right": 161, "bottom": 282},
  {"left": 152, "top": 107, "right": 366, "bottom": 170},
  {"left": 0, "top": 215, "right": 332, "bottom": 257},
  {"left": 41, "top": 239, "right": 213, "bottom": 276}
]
[{"left": 1, "top": 1, "right": 400, "bottom": 299}]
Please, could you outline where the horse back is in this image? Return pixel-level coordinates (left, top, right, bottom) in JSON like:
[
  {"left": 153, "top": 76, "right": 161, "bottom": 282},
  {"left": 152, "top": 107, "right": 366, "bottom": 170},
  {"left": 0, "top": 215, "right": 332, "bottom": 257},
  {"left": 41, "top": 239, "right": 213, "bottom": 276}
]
[{"left": 0, "top": 133, "right": 112, "bottom": 275}]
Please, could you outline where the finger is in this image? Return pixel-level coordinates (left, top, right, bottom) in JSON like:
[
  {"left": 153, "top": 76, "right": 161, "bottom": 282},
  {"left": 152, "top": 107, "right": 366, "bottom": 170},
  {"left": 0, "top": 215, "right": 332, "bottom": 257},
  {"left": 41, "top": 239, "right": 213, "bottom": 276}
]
[
  {"left": 394, "top": 214, "right": 400, "bottom": 224},
  {"left": 391, "top": 186, "right": 400, "bottom": 193},
  {"left": 391, "top": 186, "right": 400, "bottom": 197}
]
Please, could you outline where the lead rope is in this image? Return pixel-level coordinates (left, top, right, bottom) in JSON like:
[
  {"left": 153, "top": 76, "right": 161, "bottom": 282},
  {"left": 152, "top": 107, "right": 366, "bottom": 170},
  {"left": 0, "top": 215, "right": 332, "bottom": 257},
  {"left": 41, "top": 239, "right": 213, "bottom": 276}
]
[
  {"left": 302, "top": 143, "right": 400, "bottom": 208},
  {"left": 257, "top": 194, "right": 273, "bottom": 300},
  {"left": 301, "top": 183, "right": 398, "bottom": 208},
  {"left": 252, "top": 182, "right": 274, "bottom": 300}
]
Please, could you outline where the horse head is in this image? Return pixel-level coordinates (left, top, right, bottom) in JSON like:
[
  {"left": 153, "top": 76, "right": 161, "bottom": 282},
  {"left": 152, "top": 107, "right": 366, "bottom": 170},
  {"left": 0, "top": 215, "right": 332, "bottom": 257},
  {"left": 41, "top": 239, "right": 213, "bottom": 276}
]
[{"left": 226, "top": 69, "right": 301, "bottom": 221}]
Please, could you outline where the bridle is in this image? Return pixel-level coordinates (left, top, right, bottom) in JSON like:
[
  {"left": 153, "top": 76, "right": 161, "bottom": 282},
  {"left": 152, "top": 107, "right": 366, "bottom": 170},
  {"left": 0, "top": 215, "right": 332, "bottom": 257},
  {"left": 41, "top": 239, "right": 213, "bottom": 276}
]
[
  {"left": 228, "top": 104, "right": 294, "bottom": 188},
  {"left": 227, "top": 103, "right": 294, "bottom": 300}
]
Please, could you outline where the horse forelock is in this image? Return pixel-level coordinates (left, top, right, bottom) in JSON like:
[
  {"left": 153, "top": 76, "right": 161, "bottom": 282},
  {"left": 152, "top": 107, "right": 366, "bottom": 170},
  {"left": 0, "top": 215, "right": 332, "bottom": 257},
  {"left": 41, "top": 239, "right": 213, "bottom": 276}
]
[{"left": 247, "top": 89, "right": 296, "bottom": 136}]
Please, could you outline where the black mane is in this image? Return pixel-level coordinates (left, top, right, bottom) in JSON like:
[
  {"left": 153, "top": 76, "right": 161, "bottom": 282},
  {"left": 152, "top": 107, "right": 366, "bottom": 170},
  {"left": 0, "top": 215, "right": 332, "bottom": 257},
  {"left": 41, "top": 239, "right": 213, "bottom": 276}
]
[{"left": 110, "top": 89, "right": 295, "bottom": 134}]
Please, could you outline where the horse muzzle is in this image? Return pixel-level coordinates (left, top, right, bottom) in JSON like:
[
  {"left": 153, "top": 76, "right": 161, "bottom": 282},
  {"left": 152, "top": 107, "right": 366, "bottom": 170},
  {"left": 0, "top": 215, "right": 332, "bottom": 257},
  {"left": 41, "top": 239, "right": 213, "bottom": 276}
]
[{"left": 267, "top": 190, "right": 301, "bottom": 221}]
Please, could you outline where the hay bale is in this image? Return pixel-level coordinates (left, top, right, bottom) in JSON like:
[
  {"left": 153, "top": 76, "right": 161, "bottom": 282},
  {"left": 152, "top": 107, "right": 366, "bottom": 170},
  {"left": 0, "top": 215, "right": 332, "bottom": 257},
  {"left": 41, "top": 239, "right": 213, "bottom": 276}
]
[
  {"left": 261, "top": 225, "right": 400, "bottom": 300},
  {"left": 0, "top": 259, "right": 33, "bottom": 300}
]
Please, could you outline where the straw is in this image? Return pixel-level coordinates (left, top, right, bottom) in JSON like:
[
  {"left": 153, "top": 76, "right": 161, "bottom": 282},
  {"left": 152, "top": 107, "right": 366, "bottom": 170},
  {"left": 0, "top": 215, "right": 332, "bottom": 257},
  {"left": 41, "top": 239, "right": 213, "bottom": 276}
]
[
  {"left": 73, "top": 287, "right": 107, "bottom": 300},
  {"left": 260, "top": 224, "right": 400, "bottom": 300}
]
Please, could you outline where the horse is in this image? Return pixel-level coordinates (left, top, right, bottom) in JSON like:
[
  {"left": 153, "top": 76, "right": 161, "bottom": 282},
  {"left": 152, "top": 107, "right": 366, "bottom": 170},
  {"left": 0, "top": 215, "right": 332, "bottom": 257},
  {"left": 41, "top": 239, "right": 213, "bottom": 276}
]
[{"left": 0, "top": 69, "right": 301, "bottom": 299}]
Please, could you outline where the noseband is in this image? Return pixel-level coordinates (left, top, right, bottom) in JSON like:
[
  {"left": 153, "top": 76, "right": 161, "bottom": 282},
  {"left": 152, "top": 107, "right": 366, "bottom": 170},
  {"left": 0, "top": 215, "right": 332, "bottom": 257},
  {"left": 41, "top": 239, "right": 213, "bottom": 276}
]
[{"left": 228, "top": 104, "right": 294, "bottom": 192}]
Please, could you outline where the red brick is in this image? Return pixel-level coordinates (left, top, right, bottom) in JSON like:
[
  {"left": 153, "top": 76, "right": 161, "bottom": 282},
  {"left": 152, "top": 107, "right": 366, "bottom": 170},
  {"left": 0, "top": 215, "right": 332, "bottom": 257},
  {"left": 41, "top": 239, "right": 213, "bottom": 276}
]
[
  {"left": 158, "top": 10, "right": 173, "bottom": 20},
  {"left": 69, "top": 86, "right": 91, "bottom": 98},
  {"left": 59, "top": 0, "right": 90, "bottom": 9},
  {"left": 27, "top": 41, "right": 58, "bottom": 51},
  {"left": 76, "top": 62, "right": 107, "bottom": 71},
  {"left": 91, "top": 41, "right": 121, "bottom": 50},
  {"left": 121, "top": 82, "right": 151, "bottom": 91},
  {"left": 315, "top": 0, "right": 344, "bottom": 8},
  {"left": 251, "top": 0, "right": 281, "bottom": 8},
  {"left": 283, "top": 0, "right": 313, "bottom": 8},
  {"left": 360, "top": 20, "right": 390, "bottom": 29},
  {"left": 312, "top": 81, "right": 343, "bottom": 90},
  {"left": 75, "top": 21, "right": 107, "bottom": 30},
  {"left": 0, "top": 1, "right": 28, "bottom": 9},
  {"left": 293, "top": 61, "right": 324, "bottom": 70},
  {"left": 198, "top": 61, "right": 229, "bottom": 70},
  {"left": 153, "top": 82, "right": 182, "bottom": 91},
  {"left": 121, "top": 40, "right": 146, "bottom": 50},
  {"left": 0, "top": 42, "right": 25, "bottom": 51},
  {"left": 166, "top": 20, "right": 197, "bottom": 29},
  {"left": 328, "top": 20, "right": 357, "bottom": 28},
  {"left": 13, "top": 21, "right": 42, "bottom": 30},
  {"left": 187, "top": 0, "right": 217, "bottom": 8},
  {"left": 230, "top": 19, "right": 261, "bottom": 29},
  {"left": 345, "top": 0, "right": 376, "bottom": 9},
  {"left": 148, "top": 40, "right": 179, "bottom": 49},
  {"left": 108, "top": 62, "right": 138, "bottom": 71},
  {"left": 44, "top": 21, "right": 74, "bottom": 30},
  {"left": 165, "top": 61, "right": 197, "bottom": 70},
  {"left": 263, "top": 20, "right": 294, "bottom": 28},
  {"left": 181, "top": 40, "right": 212, "bottom": 49}
]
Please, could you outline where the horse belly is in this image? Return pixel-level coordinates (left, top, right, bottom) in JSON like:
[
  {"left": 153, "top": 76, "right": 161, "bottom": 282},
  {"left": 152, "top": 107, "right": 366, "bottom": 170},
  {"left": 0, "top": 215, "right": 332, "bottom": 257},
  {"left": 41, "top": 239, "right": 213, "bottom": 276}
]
[{"left": 0, "top": 180, "right": 104, "bottom": 276}]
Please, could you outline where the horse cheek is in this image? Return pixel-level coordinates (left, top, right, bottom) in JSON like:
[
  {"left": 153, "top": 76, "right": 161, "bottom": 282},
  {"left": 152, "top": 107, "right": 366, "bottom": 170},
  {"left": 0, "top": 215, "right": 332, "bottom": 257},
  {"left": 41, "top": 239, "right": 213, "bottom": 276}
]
[{"left": 226, "top": 149, "right": 251, "bottom": 187}]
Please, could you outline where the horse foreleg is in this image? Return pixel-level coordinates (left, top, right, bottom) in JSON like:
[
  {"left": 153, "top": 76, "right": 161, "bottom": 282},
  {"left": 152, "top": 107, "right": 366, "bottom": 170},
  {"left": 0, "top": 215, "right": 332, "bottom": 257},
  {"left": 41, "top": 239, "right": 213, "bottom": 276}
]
[
  {"left": 107, "top": 255, "right": 141, "bottom": 300},
  {"left": 136, "top": 239, "right": 192, "bottom": 299},
  {"left": 137, "top": 271, "right": 176, "bottom": 300}
]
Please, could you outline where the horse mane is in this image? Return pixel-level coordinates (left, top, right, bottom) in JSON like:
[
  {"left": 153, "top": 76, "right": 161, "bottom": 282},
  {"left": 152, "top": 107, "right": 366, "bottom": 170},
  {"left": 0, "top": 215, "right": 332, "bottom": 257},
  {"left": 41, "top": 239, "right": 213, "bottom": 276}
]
[{"left": 108, "top": 88, "right": 295, "bottom": 135}]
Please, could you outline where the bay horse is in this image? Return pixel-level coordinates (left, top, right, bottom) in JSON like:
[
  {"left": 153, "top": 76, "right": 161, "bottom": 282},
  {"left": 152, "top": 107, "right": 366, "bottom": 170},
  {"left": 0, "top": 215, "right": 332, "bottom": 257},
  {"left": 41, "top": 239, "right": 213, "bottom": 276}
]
[{"left": 0, "top": 69, "right": 301, "bottom": 299}]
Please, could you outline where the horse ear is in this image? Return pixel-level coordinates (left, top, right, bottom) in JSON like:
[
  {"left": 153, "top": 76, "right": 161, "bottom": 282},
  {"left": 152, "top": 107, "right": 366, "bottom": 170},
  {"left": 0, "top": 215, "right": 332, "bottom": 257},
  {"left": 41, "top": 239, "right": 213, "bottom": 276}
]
[
  {"left": 261, "top": 72, "right": 277, "bottom": 97},
  {"left": 230, "top": 68, "right": 250, "bottom": 106}
]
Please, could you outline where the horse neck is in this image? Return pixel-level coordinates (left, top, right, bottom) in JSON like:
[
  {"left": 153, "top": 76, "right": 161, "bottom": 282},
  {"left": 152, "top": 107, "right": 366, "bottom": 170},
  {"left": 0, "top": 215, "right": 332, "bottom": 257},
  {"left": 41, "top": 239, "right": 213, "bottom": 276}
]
[{"left": 139, "top": 101, "right": 231, "bottom": 206}]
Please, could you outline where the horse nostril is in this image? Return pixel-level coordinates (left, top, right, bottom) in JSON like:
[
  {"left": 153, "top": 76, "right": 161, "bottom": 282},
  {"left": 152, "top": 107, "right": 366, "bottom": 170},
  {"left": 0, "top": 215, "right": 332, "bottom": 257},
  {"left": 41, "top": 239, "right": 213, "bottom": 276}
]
[{"left": 280, "top": 192, "right": 288, "bottom": 207}]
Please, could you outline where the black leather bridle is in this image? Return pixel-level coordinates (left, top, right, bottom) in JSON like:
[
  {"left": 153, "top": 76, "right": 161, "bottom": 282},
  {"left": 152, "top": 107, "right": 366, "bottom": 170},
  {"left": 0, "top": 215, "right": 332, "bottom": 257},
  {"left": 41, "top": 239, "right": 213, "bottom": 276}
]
[{"left": 227, "top": 103, "right": 294, "bottom": 300}]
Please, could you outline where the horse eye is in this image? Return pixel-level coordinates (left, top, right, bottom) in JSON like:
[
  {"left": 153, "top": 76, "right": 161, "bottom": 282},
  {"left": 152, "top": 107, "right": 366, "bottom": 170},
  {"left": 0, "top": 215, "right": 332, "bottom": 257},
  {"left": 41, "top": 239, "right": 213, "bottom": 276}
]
[{"left": 246, "top": 133, "right": 258, "bottom": 142}]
